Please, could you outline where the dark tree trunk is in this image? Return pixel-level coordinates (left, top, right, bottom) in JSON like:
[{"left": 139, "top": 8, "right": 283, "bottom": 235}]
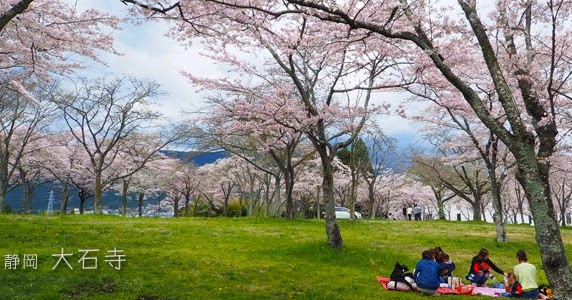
[
  {"left": 60, "top": 181, "right": 70, "bottom": 214},
  {"left": 94, "top": 169, "right": 103, "bottom": 214},
  {"left": 121, "top": 180, "right": 129, "bottom": 216},
  {"left": 367, "top": 182, "right": 376, "bottom": 219},
  {"left": 514, "top": 145, "right": 572, "bottom": 298},
  {"left": 138, "top": 192, "right": 144, "bottom": 217}
]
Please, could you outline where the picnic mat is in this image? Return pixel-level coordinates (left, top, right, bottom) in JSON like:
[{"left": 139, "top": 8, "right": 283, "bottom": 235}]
[
  {"left": 376, "top": 276, "right": 506, "bottom": 297},
  {"left": 472, "top": 286, "right": 506, "bottom": 297},
  {"left": 376, "top": 276, "right": 460, "bottom": 295}
]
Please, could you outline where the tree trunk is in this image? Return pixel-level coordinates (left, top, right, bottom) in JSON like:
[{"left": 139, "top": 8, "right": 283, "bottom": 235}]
[
  {"left": 471, "top": 199, "right": 482, "bottom": 221},
  {"left": 0, "top": 193, "right": 5, "bottom": 213},
  {"left": 79, "top": 197, "right": 86, "bottom": 214},
  {"left": 173, "top": 196, "right": 179, "bottom": 218},
  {"left": 20, "top": 169, "right": 30, "bottom": 214},
  {"left": 26, "top": 181, "right": 34, "bottom": 214},
  {"left": 272, "top": 175, "right": 280, "bottom": 217},
  {"left": 60, "top": 181, "right": 69, "bottom": 214},
  {"left": 438, "top": 203, "right": 446, "bottom": 220},
  {"left": 184, "top": 194, "right": 190, "bottom": 217},
  {"left": 121, "top": 180, "right": 128, "bottom": 216},
  {"left": 284, "top": 172, "right": 294, "bottom": 218},
  {"left": 223, "top": 194, "right": 229, "bottom": 217},
  {"left": 94, "top": 171, "right": 103, "bottom": 214},
  {"left": 368, "top": 182, "right": 376, "bottom": 219},
  {"left": 490, "top": 176, "right": 507, "bottom": 242},
  {"left": 138, "top": 192, "right": 144, "bottom": 217},
  {"left": 515, "top": 151, "right": 572, "bottom": 298},
  {"left": 0, "top": 151, "right": 9, "bottom": 212},
  {"left": 284, "top": 161, "right": 296, "bottom": 219},
  {"left": 319, "top": 147, "right": 343, "bottom": 249}
]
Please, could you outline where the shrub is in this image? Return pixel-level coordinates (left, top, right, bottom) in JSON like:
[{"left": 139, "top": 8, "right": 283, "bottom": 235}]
[{"left": 227, "top": 199, "right": 247, "bottom": 217}]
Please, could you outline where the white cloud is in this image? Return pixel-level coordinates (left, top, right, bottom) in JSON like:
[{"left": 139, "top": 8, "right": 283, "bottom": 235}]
[
  {"left": 70, "top": 0, "right": 423, "bottom": 144},
  {"left": 72, "top": 0, "right": 220, "bottom": 121}
]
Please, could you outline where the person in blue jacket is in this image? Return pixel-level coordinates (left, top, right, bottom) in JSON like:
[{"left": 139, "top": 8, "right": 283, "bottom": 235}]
[{"left": 414, "top": 249, "right": 443, "bottom": 295}]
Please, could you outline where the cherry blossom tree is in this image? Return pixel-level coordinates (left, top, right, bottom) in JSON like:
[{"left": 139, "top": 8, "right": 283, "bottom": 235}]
[
  {"left": 0, "top": 1, "right": 118, "bottom": 77},
  {"left": 415, "top": 102, "right": 514, "bottom": 241},
  {"left": 337, "top": 137, "right": 372, "bottom": 220},
  {"left": 550, "top": 152, "right": 572, "bottom": 226},
  {"left": 108, "top": 133, "right": 180, "bottom": 216},
  {"left": 127, "top": 156, "right": 177, "bottom": 217},
  {"left": 14, "top": 129, "right": 54, "bottom": 213},
  {"left": 360, "top": 168, "right": 401, "bottom": 219},
  {"left": 390, "top": 174, "right": 435, "bottom": 217},
  {"left": 122, "top": 0, "right": 411, "bottom": 249},
  {"left": 360, "top": 125, "right": 399, "bottom": 219},
  {"left": 410, "top": 151, "right": 491, "bottom": 221},
  {"left": 42, "top": 133, "right": 94, "bottom": 214},
  {"left": 502, "top": 175, "right": 529, "bottom": 224},
  {"left": 0, "top": 77, "right": 58, "bottom": 211},
  {"left": 241, "top": 0, "right": 572, "bottom": 293},
  {"left": 53, "top": 76, "right": 169, "bottom": 214},
  {"left": 192, "top": 91, "right": 307, "bottom": 218},
  {"left": 119, "top": 0, "right": 572, "bottom": 292}
]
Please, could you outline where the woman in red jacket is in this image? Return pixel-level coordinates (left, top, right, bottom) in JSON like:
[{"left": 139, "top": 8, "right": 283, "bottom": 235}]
[{"left": 466, "top": 248, "right": 506, "bottom": 286}]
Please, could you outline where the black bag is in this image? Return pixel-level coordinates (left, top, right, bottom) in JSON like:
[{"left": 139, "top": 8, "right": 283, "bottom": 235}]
[{"left": 390, "top": 262, "right": 416, "bottom": 291}]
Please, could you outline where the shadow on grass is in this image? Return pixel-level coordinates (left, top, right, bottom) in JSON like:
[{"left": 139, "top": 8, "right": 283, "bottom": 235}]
[{"left": 60, "top": 276, "right": 116, "bottom": 299}]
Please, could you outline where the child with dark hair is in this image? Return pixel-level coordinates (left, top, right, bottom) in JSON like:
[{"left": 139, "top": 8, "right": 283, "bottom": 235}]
[
  {"left": 439, "top": 253, "right": 456, "bottom": 282},
  {"left": 414, "top": 249, "right": 443, "bottom": 296},
  {"left": 434, "top": 246, "right": 444, "bottom": 263},
  {"left": 505, "top": 272, "right": 523, "bottom": 297},
  {"left": 466, "top": 248, "right": 506, "bottom": 286}
]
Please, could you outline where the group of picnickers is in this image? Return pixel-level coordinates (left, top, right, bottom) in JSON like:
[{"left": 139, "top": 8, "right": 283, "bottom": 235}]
[{"left": 390, "top": 247, "right": 551, "bottom": 298}]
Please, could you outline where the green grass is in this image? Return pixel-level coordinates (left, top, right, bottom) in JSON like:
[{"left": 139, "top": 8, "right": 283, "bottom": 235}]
[{"left": 0, "top": 215, "right": 569, "bottom": 299}]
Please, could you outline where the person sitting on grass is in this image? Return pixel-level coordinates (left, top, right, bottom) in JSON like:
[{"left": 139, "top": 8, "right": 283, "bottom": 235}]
[
  {"left": 466, "top": 248, "right": 506, "bottom": 287},
  {"left": 439, "top": 253, "right": 456, "bottom": 283},
  {"left": 504, "top": 272, "right": 523, "bottom": 297},
  {"left": 414, "top": 249, "right": 443, "bottom": 296},
  {"left": 434, "top": 246, "right": 444, "bottom": 263},
  {"left": 514, "top": 250, "right": 549, "bottom": 299}
]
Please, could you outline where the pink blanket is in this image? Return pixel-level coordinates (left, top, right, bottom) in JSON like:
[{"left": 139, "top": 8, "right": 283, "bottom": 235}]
[{"left": 472, "top": 286, "right": 506, "bottom": 297}]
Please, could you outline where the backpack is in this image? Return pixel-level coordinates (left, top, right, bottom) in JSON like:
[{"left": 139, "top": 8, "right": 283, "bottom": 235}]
[{"left": 390, "top": 262, "right": 416, "bottom": 291}]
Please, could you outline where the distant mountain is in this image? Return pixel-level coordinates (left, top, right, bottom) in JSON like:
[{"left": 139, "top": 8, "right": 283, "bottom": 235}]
[{"left": 160, "top": 150, "right": 229, "bottom": 166}]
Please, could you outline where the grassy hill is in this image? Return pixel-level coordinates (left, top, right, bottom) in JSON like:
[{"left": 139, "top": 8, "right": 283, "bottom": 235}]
[{"left": 0, "top": 216, "right": 569, "bottom": 299}]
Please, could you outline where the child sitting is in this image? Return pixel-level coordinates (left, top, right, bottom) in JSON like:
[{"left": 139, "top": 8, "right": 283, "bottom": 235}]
[
  {"left": 504, "top": 272, "right": 523, "bottom": 297},
  {"left": 439, "top": 253, "right": 456, "bottom": 283}
]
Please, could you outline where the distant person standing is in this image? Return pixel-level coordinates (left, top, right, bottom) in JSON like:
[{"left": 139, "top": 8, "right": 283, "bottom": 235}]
[
  {"left": 407, "top": 206, "right": 413, "bottom": 221},
  {"left": 402, "top": 205, "right": 407, "bottom": 220},
  {"left": 414, "top": 204, "right": 421, "bottom": 221}
]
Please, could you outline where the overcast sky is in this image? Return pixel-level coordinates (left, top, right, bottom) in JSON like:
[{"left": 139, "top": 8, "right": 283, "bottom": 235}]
[{"left": 72, "top": 0, "right": 423, "bottom": 144}]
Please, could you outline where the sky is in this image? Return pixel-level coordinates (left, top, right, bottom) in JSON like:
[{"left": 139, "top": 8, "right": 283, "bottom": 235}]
[{"left": 72, "top": 0, "right": 424, "bottom": 147}]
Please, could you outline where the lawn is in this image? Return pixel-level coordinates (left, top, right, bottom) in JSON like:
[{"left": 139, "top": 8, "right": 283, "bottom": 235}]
[{"left": 0, "top": 215, "right": 569, "bottom": 300}]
